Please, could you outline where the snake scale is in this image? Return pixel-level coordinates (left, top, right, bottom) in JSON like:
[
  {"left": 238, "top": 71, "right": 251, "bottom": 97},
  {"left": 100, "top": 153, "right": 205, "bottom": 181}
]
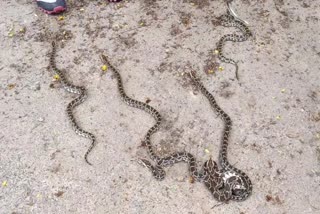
[
  {"left": 216, "top": 3, "right": 252, "bottom": 80},
  {"left": 50, "top": 41, "right": 95, "bottom": 165},
  {"left": 101, "top": 54, "right": 252, "bottom": 202},
  {"left": 100, "top": 55, "right": 206, "bottom": 180},
  {"left": 189, "top": 71, "right": 252, "bottom": 201}
]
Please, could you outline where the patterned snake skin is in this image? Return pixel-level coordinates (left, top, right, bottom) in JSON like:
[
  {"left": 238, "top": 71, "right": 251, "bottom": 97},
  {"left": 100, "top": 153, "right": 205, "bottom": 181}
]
[
  {"left": 50, "top": 41, "right": 95, "bottom": 165},
  {"left": 189, "top": 70, "right": 252, "bottom": 201},
  {"left": 100, "top": 54, "right": 206, "bottom": 179},
  {"left": 100, "top": 54, "right": 234, "bottom": 201},
  {"left": 216, "top": 6, "right": 252, "bottom": 80}
]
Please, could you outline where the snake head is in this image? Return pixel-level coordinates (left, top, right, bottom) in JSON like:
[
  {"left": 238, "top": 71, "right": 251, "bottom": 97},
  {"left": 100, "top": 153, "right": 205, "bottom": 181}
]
[
  {"left": 100, "top": 54, "right": 108, "bottom": 63},
  {"left": 203, "top": 158, "right": 219, "bottom": 175},
  {"left": 188, "top": 70, "right": 200, "bottom": 80},
  {"left": 203, "top": 158, "right": 232, "bottom": 202}
]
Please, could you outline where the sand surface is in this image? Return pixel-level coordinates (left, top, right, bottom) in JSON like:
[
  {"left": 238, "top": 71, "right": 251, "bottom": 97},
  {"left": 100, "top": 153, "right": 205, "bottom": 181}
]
[{"left": 0, "top": 0, "right": 319, "bottom": 213}]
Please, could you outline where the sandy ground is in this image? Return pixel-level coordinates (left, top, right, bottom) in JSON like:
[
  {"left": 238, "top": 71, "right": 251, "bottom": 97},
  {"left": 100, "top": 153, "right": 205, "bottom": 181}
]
[{"left": 0, "top": 0, "right": 319, "bottom": 213}]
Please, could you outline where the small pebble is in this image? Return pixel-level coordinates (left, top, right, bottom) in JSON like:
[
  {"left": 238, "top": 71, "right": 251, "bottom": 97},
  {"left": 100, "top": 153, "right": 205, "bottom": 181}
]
[
  {"left": 207, "top": 69, "right": 214, "bottom": 74},
  {"left": 176, "top": 176, "right": 185, "bottom": 182},
  {"left": 31, "top": 82, "right": 41, "bottom": 91}
]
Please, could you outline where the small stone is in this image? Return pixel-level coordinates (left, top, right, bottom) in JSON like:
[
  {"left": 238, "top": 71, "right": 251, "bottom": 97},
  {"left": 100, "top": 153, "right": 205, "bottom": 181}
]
[
  {"left": 7, "top": 84, "right": 16, "bottom": 90},
  {"left": 31, "top": 82, "right": 41, "bottom": 91},
  {"left": 176, "top": 176, "right": 185, "bottom": 182},
  {"left": 54, "top": 190, "right": 64, "bottom": 197},
  {"left": 38, "top": 117, "right": 44, "bottom": 122},
  {"left": 207, "top": 69, "right": 214, "bottom": 74},
  {"left": 266, "top": 195, "right": 273, "bottom": 202},
  {"left": 19, "top": 27, "right": 26, "bottom": 34},
  {"left": 286, "top": 132, "right": 299, "bottom": 138}
]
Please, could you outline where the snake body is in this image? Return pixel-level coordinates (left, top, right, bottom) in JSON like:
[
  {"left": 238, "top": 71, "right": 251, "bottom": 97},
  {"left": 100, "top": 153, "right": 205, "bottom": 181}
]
[
  {"left": 189, "top": 71, "right": 252, "bottom": 201},
  {"left": 100, "top": 54, "right": 233, "bottom": 201},
  {"left": 50, "top": 42, "right": 95, "bottom": 165},
  {"left": 216, "top": 9, "right": 252, "bottom": 80}
]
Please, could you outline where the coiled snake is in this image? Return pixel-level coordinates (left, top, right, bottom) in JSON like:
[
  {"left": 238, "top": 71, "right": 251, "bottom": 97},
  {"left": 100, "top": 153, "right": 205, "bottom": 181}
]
[
  {"left": 50, "top": 41, "right": 95, "bottom": 165},
  {"left": 216, "top": 2, "right": 252, "bottom": 80},
  {"left": 189, "top": 71, "right": 252, "bottom": 201}
]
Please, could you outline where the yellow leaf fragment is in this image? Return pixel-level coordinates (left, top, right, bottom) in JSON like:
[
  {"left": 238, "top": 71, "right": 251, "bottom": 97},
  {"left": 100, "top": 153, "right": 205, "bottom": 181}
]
[
  {"left": 101, "top": 65, "right": 108, "bottom": 72},
  {"left": 276, "top": 115, "right": 281, "bottom": 120},
  {"left": 205, "top": 149, "right": 210, "bottom": 154},
  {"left": 189, "top": 176, "right": 195, "bottom": 183},
  {"left": 8, "top": 27, "right": 15, "bottom": 37},
  {"left": 7, "top": 84, "right": 16, "bottom": 90},
  {"left": 58, "top": 16, "right": 65, "bottom": 21},
  {"left": 207, "top": 69, "right": 214, "bottom": 74},
  {"left": 19, "top": 27, "right": 26, "bottom": 33},
  {"left": 218, "top": 66, "right": 224, "bottom": 72},
  {"left": 214, "top": 50, "right": 219, "bottom": 54},
  {"left": 281, "top": 89, "right": 286, "bottom": 93},
  {"left": 79, "top": 8, "right": 85, "bottom": 11},
  {"left": 2, "top": 181, "right": 7, "bottom": 187},
  {"left": 53, "top": 74, "right": 60, "bottom": 80}
]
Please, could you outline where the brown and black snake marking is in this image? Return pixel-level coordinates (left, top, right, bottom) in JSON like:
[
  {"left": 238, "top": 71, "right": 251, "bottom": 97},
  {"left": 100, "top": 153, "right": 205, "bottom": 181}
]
[
  {"left": 203, "top": 158, "right": 232, "bottom": 202},
  {"left": 100, "top": 54, "right": 211, "bottom": 181},
  {"left": 50, "top": 41, "right": 96, "bottom": 165},
  {"left": 189, "top": 71, "right": 252, "bottom": 201},
  {"left": 101, "top": 54, "right": 233, "bottom": 202},
  {"left": 216, "top": 10, "right": 252, "bottom": 80}
]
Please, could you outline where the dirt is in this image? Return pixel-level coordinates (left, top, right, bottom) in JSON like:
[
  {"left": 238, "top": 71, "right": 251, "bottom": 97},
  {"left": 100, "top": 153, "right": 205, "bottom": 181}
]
[{"left": 0, "top": 0, "right": 319, "bottom": 213}]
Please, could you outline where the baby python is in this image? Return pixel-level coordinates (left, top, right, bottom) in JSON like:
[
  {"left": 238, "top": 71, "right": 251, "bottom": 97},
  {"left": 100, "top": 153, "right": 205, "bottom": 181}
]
[
  {"left": 100, "top": 54, "right": 252, "bottom": 202},
  {"left": 216, "top": 2, "right": 252, "bottom": 80},
  {"left": 50, "top": 41, "right": 96, "bottom": 165},
  {"left": 189, "top": 71, "right": 252, "bottom": 201}
]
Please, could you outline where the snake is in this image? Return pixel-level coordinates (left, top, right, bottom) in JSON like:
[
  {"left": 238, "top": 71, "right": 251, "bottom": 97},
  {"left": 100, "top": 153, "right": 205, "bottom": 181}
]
[
  {"left": 100, "top": 54, "right": 233, "bottom": 202},
  {"left": 189, "top": 70, "right": 252, "bottom": 201},
  {"left": 50, "top": 41, "right": 95, "bottom": 165},
  {"left": 215, "top": 3, "right": 252, "bottom": 80}
]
